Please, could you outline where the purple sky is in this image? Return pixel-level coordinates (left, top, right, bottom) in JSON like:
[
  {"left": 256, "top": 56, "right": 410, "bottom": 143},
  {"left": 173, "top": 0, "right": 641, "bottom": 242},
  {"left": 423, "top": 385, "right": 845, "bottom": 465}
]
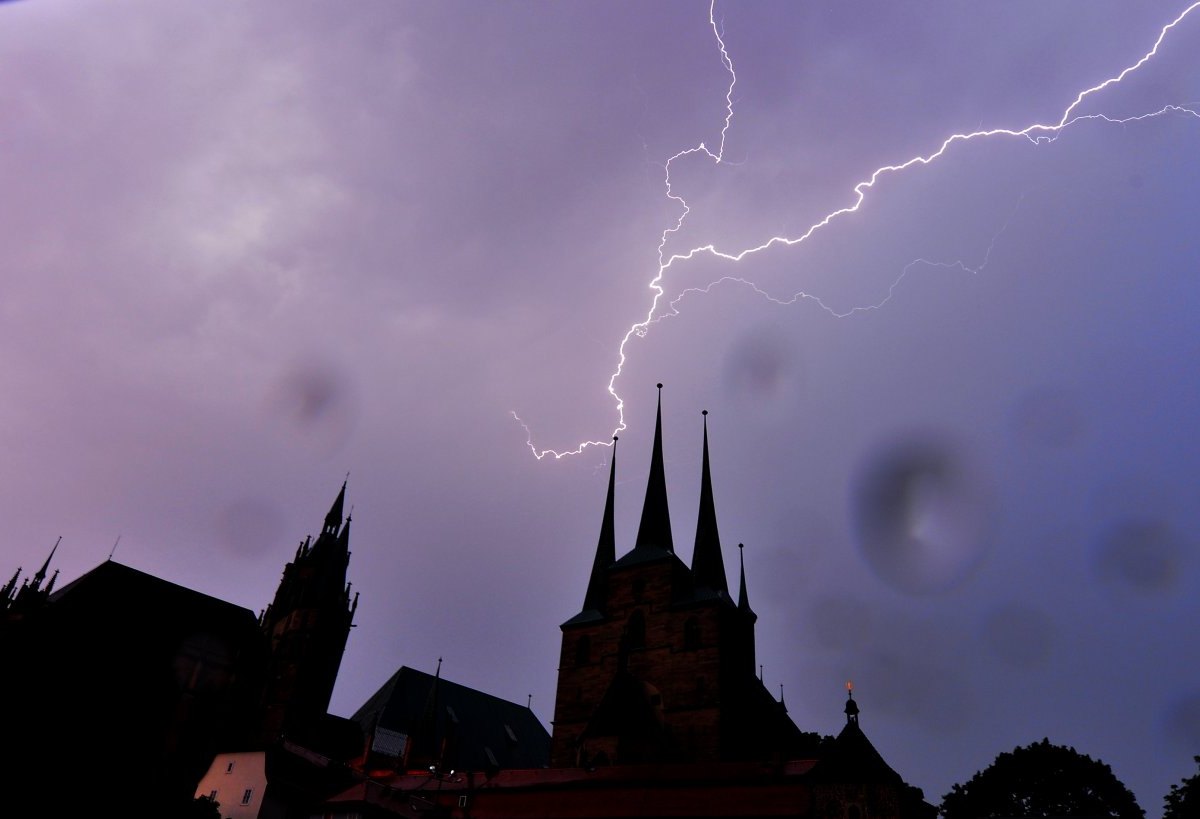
[{"left": 3, "top": 1, "right": 1199, "bottom": 814}]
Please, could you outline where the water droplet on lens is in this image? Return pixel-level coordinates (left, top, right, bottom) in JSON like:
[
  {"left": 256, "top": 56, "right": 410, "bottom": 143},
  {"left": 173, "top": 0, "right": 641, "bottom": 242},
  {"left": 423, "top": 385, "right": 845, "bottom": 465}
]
[
  {"left": 850, "top": 432, "right": 990, "bottom": 595},
  {"left": 1094, "top": 517, "right": 1183, "bottom": 594}
]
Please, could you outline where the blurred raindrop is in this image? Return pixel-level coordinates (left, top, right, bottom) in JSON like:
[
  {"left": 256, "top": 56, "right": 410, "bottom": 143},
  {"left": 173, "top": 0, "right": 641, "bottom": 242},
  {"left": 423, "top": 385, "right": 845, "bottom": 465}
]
[
  {"left": 1093, "top": 516, "right": 1184, "bottom": 594},
  {"left": 1162, "top": 692, "right": 1200, "bottom": 751},
  {"left": 980, "top": 602, "right": 1053, "bottom": 669},
  {"left": 722, "top": 325, "right": 801, "bottom": 414},
  {"left": 215, "top": 497, "right": 285, "bottom": 557},
  {"left": 1009, "top": 385, "right": 1084, "bottom": 450},
  {"left": 265, "top": 359, "right": 358, "bottom": 455},
  {"left": 850, "top": 432, "right": 990, "bottom": 595}
]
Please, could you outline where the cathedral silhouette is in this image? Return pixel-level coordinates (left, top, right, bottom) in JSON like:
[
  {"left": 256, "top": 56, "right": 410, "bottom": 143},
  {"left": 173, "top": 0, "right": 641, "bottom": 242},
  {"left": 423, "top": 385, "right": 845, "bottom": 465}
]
[{"left": 1, "top": 386, "right": 933, "bottom": 818}]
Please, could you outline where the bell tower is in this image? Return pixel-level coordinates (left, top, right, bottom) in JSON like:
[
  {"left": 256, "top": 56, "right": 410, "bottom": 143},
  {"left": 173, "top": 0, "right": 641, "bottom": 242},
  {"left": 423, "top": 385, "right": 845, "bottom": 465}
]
[{"left": 257, "top": 481, "right": 359, "bottom": 743}]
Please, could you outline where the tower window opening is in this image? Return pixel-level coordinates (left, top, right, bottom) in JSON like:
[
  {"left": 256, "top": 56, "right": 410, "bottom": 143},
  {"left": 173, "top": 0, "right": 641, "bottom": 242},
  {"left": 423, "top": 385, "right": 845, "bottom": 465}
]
[{"left": 626, "top": 610, "right": 646, "bottom": 650}]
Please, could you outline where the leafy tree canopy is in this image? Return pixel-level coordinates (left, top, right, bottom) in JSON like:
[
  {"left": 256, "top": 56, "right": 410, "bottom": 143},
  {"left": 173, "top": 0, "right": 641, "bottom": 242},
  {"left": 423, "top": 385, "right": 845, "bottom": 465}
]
[
  {"left": 940, "top": 738, "right": 1144, "bottom": 819},
  {"left": 1163, "top": 755, "right": 1200, "bottom": 819}
]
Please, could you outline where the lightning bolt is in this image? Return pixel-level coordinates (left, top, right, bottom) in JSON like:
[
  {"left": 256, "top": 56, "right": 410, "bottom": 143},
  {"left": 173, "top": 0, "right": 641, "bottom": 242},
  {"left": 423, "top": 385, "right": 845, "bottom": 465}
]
[{"left": 514, "top": 0, "right": 1200, "bottom": 460}]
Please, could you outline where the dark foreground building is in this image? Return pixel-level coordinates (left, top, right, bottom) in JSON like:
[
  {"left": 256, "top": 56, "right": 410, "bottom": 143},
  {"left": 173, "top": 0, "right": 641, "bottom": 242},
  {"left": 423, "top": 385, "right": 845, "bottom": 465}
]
[
  {"left": 316, "top": 388, "right": 935, "bottom": 819},
  {"left": 2, "top": 388, "right": 934, "bottom": 818},
  {"left": 0, "top": 483, "right": 360, "bottom": 817}
]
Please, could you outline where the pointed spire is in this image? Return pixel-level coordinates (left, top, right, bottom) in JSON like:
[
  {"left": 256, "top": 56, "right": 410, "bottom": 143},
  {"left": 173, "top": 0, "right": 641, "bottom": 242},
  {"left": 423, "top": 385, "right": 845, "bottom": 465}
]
[
  {"left": 633, "top": 384, "right": 674, "bottom": 554},
  {"left": 691, "top": 411, "right": 728, "bottom": 595},
  {"left": 324, "top": 479, "right": 347, "bottom": 536},
  {"left": 1, "top": 566, "right": 21, "bottom": 605},
  {"left": 582, "top": 437, "right": 618, "bottom": 613},
  {"left": 31, "top": 537, "right": 61, "bottom": 590},
  {"left": 737, "top": 543, "right": 755, "bottom": 617}
]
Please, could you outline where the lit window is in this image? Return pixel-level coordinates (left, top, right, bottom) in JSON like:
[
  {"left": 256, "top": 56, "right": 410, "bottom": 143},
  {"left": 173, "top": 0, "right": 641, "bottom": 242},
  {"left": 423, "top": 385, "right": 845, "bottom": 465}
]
[{"left": 241, "top": 788, "right": 253, "bottom": 805}]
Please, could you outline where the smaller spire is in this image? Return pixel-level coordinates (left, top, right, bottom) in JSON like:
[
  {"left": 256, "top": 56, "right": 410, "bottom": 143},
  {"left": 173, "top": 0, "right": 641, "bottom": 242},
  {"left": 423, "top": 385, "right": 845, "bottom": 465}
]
[
  {"left": 780, "top": 684, "right": 787, "bottom": 713},
  {"left": 31, "top": 537, "right": 61, "bottom": 590},
  {"left": 582, "top": 437, "right": 618, "bottom": 613},
  {"left": 844, "top": 680, "right": 859, "bottom": 725},
  {"left": 737, "top": 543, "right": 755, "bottom": 619}
]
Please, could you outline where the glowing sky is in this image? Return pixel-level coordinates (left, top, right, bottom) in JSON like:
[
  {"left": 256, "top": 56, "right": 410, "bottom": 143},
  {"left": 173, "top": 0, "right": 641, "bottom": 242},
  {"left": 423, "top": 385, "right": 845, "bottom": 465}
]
[{"left": 3, "top": 1, "right": 1198, "bottom": 814}]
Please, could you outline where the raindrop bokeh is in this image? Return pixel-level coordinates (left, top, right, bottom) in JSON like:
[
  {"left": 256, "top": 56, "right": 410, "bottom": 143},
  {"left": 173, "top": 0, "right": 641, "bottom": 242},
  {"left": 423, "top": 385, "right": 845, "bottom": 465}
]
[{"left": 849, "top": 432, "right": 990, "bottom": 595}]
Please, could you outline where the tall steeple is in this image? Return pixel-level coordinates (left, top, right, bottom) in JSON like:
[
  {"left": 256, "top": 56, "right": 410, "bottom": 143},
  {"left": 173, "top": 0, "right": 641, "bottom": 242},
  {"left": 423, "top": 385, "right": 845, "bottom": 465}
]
[
  {"left": 691, "top": 411, "right": 728, "bottom": 596},
  {"left": 582, "top": 438, "right": 618, "bottom": 614},
  {"left": 323, "top": 479, "right": 347, "bottom": 537},
  {"left": 633, "top": 384, "right": 674, "bottom": 555},
  {"left": 258, "top": 479, "right": 357, "bottom": 743}
]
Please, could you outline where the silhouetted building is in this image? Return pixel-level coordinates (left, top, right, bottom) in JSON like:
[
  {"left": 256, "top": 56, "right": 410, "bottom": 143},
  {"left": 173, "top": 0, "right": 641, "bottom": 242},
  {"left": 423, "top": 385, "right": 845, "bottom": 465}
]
[
  {"left": 349, "top": 663, "right": 551, "bottom": 776},
  {"left": 552, "top": 390, "right": 815, "bottom": 767},
  {"left": 0, "top": 483, "right": 360, "bottom": 817},
  {"left": 317, "top": 387, "right": 936, "bottom": 819}
]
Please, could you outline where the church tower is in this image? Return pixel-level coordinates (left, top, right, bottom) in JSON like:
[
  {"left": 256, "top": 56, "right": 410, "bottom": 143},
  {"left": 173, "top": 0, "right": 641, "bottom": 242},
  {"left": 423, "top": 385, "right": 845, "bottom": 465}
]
[
  {"left": 550, "top": 386, "right": 809, "bottom": 767},
  {"left": 257, "top": 481, "right": 359, "bottom": 744}
]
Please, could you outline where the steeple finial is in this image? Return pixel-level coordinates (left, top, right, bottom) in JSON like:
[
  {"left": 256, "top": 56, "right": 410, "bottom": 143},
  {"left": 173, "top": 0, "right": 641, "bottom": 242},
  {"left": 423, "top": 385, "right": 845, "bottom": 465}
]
[
  {"left": 845, "top": 680, "right": 859, "bottom": 725},
  {"left": 633, "top": 384, "right": 674, "bottom": 554},
  {"left": 691, "top": 410, "right": 728, "bottom": 595},
  {"left": 582, "top": 437, "right": 618, "bottom": 612}
]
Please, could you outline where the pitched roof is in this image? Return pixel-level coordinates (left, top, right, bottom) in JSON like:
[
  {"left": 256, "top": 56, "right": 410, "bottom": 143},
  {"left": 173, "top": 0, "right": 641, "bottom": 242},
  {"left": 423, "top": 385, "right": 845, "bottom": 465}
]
[{"left": 351, "top": 666, "right": 551, "bottom": 771}]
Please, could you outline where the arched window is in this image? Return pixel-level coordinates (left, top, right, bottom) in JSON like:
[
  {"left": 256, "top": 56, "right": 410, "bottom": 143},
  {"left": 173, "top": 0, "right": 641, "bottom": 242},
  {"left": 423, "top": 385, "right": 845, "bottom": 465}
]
[
  {"left": 574, "top": 635, "right": 591, "bottom": 667},
  {"left": 683, "top": 617, "right": 700, "bottom": 650},
  {"left": 626, "top": 610, "right": 646, "bottom": 650}
]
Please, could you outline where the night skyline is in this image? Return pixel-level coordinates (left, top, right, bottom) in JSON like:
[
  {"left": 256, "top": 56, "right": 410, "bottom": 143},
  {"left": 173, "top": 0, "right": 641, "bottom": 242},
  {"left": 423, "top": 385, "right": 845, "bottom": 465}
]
[{"left": 2, "top": 2, "right": 1198, "bottom": 816}]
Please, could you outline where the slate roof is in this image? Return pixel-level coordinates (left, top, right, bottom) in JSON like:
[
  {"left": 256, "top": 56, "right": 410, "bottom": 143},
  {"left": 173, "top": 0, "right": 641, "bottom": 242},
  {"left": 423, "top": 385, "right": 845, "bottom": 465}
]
[{"left": 351, "top": 666, "right": 551, "bottom": 771}]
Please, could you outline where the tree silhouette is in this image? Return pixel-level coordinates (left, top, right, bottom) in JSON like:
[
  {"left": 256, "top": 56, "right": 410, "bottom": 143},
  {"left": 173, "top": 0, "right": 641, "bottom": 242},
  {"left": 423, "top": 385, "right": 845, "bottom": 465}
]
[
  {"left": 1162, "top": 756, "right": 1200, "bottom": 819},
  {"left": 940, "top": 738, "right": 1144, "bottom": 819}
]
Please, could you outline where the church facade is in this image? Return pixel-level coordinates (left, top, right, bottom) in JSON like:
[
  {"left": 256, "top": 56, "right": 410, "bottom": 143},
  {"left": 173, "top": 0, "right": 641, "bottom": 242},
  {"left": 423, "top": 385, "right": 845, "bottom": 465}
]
[{"left": 551, "top": 389, "right": 816, "bottom": 767}]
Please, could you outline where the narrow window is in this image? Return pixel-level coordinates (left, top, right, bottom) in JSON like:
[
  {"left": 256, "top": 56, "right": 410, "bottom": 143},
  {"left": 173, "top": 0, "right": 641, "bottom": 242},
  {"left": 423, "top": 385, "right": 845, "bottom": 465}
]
[
  {"left": 208, "top": 790, "right": 217, "bottom": 802},
  {"left": 225, "top": 761, "right": 234, "bottom": 774},
  {"left": 241, "top": 788, "right": 253, "bottom": 805},
  {"left": 626, "top": 610, "right": 646, "bottom": 650}
]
